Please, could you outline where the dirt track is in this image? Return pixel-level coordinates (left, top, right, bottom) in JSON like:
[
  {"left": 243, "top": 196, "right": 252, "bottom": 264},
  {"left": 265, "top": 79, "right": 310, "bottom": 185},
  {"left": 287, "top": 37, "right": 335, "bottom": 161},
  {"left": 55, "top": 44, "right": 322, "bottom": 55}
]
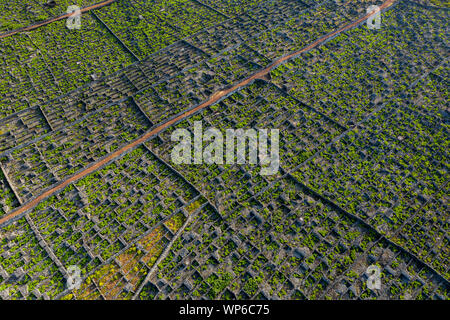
[
  {"left": 0, "top": 0, "right": 396, "bottom": 226},
  {"left": 0, "top": 0, "right": 116, "bottom": 39}
]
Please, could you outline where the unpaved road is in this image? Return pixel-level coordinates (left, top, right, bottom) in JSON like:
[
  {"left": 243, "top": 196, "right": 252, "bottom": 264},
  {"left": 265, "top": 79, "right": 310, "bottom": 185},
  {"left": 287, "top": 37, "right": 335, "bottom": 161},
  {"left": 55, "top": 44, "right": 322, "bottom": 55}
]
[
  {"left": 0, "top": 0, "right": 116, "bottom": 39},
  {"left": 0, "top": 0, "right": 396, "bottom": 226}
]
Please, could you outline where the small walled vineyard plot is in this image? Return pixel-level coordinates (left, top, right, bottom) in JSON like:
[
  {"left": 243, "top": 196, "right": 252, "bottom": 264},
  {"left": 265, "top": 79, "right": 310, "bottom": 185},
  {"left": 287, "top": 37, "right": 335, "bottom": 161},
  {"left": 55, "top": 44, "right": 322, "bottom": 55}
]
[
  {"left": 0, "top": 33, "right": 59, "bottom": 117},
  {"left": 7, "top": 145, "right": 206, "bottom": 300},
  {"left": 0, "top": 170, "right": 19, "bottom": 219},
  {"left": 131, "top": 0, "right": 227, "bottom": 38},
  {"left": 133, "top": 45, "right": 272, "bottom": 125},
  {"left": 137, "top": 40, "right": 208, "bottom": 80},
  {"left": 39, "top": 73, "right": 139, "bottom": 130},
  {"left": 270, "top": 3, "right": 448, "bottom": 127},
  {"left": 94, "top": 0, "right": 179, "bottom": 60},
  {"left": 1, "top": 100, "right": 151, "bottom": 204},
  {"left": 185, "top": 14, "right": 268, "bottom": 57},
  {"left": 431, "top": 0, "right": 450, "bottom": 6},
  {"left": 146, "top": 80, "right": 344, "bottom": 174},
  {"left": 0, "top": 39, "right": 208, "bottom": 158},
  {"left": 0, "top": 0, "right": 100, "bottom": 32},
  {"left": 293, "top": 102, "right": 449, "bottom": 278},
  {"left": 363, "top": 97, "right": 448, "bottom": 276},
  {"left": 133, "top": 65, "right": 227, "bottom": 125},
  {"left": 0, "top": 218, "right": 65, "bottom": 299},
  {"left": 403, "top": 61, "right": 449, "bottom": 119},
  {"left": 0, "top": 14, "right": 135, "bottom": 118},
  {"left": 246, "top": 0, "right": 369, "bottom": 60},
  {"left": 205, "top": 44, "right": 272, "bottom": 83},
  {"left": 148, "top": 133, "right": 279, "bottom": 212},
  {"left": 199, "top": 0, "right": 270, "bottom": 17},
  {"left": 40, "top": 40, "right": 206, "bottom": 131},
  {"left": 31, "top": 14, "right": 135, "bottom": 94},
  {"left": 247, "top": 0, "right": 322, "bottom": 30},
  {"left": 0, "top": 107, "right": 51, "bottom": 153}
]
